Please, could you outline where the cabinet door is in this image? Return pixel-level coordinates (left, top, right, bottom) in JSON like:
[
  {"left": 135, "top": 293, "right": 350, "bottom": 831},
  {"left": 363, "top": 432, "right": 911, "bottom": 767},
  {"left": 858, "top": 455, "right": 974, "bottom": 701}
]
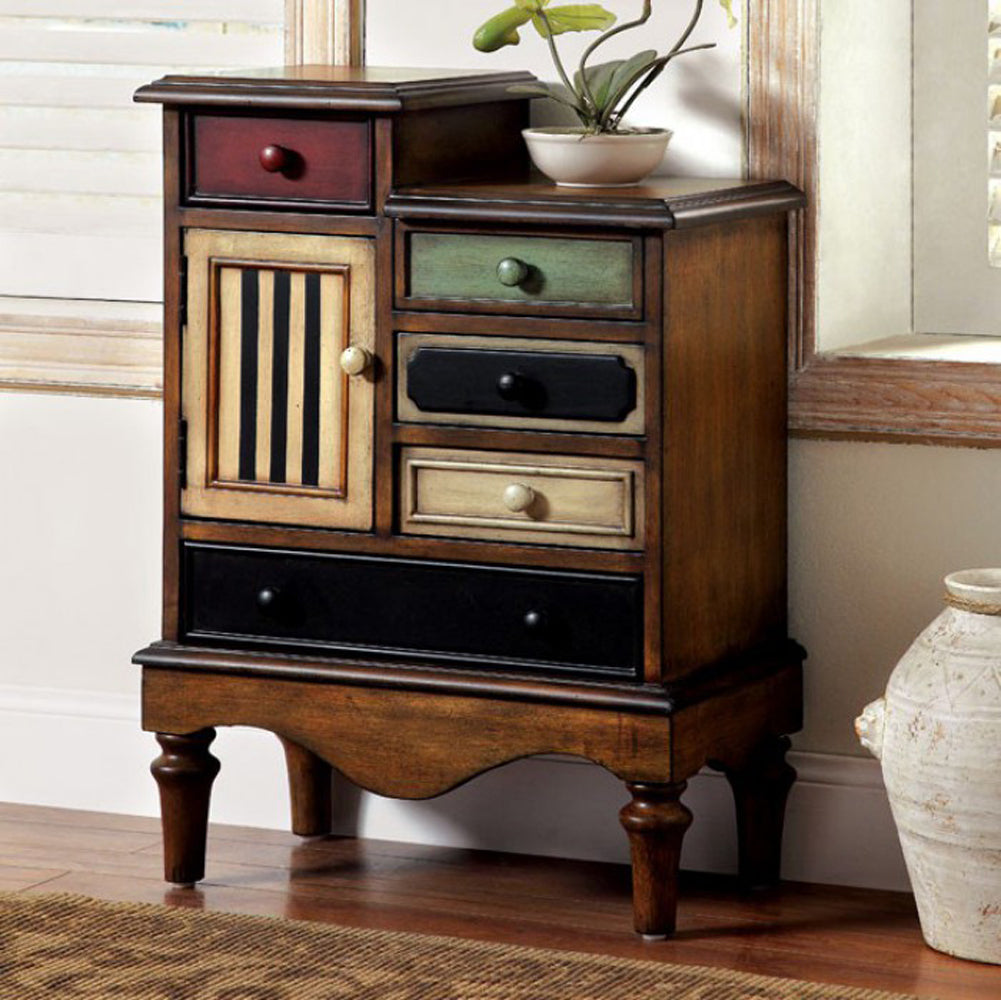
[{"left": 181, "top": 229, "right": 375, "bottom": 530}]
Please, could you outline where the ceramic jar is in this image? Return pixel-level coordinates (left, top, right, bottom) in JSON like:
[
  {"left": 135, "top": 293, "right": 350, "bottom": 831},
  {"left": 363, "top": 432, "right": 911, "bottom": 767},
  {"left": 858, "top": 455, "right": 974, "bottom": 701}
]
[{"left": 856, "top": 569, "right": 1001, "bottom": 964}]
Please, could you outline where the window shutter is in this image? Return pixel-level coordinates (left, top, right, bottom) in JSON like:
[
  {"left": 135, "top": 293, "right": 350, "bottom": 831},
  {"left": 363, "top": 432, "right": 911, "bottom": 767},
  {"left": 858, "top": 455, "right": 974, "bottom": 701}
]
[{"left": 0, "top": 2, "right": 285, "bottom": 303}]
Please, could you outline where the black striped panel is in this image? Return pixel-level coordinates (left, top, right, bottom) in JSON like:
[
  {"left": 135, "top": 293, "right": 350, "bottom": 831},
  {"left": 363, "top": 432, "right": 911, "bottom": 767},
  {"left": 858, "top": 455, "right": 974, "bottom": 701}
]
[
  {"left": 237, "top": 270, "right": 258, "bottom": 482},
  {"left": 218, "top": 266, "right": 345, "bottom": 492}
]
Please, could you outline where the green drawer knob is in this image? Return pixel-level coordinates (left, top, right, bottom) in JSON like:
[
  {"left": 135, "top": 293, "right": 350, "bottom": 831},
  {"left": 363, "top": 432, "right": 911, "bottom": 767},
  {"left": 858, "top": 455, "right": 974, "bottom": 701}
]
[{"left": 496, "top": 257, "right": 529, "bottom": 287}]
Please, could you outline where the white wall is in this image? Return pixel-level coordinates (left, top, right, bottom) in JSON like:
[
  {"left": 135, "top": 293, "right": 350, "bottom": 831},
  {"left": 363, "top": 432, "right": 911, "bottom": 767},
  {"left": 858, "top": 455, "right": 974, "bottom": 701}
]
[
  {"left": 791, "top": 439, "right": 1001, "bottom": 756},
  {"left": 366, "top": 0, "right": 744, "bottom": 178}
]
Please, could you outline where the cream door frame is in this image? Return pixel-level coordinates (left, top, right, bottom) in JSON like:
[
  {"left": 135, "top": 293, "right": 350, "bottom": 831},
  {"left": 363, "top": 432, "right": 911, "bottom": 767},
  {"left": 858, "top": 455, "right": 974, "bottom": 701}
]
[{"left": 0, "top": 1, "right": 365, "bottom": 399}]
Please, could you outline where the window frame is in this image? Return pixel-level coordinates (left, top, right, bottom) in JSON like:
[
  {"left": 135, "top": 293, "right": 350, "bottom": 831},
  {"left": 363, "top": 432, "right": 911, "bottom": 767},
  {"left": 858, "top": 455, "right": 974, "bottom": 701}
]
[{"left": 751, "top": 0, "right": 1001, "bottom": 446}]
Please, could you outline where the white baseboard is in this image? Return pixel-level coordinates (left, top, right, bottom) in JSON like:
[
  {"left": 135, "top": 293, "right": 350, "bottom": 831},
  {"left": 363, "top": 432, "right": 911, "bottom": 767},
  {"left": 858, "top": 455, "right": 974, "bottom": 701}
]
[{"left": 0, "top": 684, "right": 909, "bottom": 892}]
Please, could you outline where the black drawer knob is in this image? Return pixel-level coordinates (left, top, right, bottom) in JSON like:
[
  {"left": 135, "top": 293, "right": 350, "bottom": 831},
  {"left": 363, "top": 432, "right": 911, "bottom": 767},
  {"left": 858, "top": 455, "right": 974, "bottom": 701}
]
[
  {"left": 256, "top": 587, "right": 280, "bottom": 611},
  {"left": 523, "top": 609, "right": 548, "bottom": 632},
  {"left": 496, "top": 372, "right": 524, "bottom": 400}
]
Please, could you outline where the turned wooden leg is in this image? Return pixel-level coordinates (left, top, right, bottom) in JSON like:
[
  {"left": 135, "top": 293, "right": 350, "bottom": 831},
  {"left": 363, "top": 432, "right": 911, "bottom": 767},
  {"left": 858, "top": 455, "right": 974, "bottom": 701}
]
[
  {"left": 150, "top": 729, "right": 220, "bottom": 886},
  {"left": 279, "top": 737, "right": 332, "bottom": 837},
  {"left": 719, "top": 735, "right": 796, "bottom": 890},
  {"left": 619, "top": 781, "right": 693, "bottom": 938}
]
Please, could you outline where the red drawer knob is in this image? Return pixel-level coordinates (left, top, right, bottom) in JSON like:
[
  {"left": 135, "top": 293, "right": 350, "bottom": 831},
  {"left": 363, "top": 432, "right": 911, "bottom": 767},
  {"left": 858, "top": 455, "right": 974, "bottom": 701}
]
[{"left": 259, "top": 144, "right": 289, "bottom": 173}]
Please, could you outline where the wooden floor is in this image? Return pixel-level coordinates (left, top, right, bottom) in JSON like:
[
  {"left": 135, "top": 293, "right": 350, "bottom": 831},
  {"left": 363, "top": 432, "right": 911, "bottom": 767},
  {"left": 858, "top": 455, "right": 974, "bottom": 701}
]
[{"left": 0, "top": 802, "right": 998, "bottom": 998}]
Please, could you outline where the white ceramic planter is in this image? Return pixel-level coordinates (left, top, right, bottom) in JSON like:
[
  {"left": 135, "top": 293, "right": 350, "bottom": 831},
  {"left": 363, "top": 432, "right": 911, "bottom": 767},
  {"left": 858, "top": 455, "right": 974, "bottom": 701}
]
[
  {"left": 856, "top": 569, "right": 1001, "bottom": 964},
  {"left": 522, "top": 127, "right": 672, "bottom": 188}
]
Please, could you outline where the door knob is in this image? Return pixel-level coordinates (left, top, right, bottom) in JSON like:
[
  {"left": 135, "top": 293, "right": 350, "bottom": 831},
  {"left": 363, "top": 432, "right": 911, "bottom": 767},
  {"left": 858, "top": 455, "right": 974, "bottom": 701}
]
[
  {"left": 503, "top": 482, "right": 535, "bottom": 513},
  {"left": 340, "top": 346, "right": 373, "bottom": 376}
]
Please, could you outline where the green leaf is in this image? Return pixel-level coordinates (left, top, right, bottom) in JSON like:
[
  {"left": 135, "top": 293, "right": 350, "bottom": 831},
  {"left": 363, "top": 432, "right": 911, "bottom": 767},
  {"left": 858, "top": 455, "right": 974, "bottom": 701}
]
[
  {"left": 473, "top": 6, "right": 534, "bottom": 51},
  {"left": 574, "top": 59, "right": 623, "bottom": 113},
  {"left": 606, "top": 48, "right": 658, "bottom": 101},
  {"left": 509, "top": 82, "right": 567, "bottom": 100},
  {"left": 530, "top": 12, "right": 551, "bottom": 38},
  {"left": 532, "top": 4, "right": 617, "bottom": 37},
  {"left": 599, "top": 49, "right": 661, "bottom": 120},
  {"left": 718, "top": 0, "right": 737, "bottom": 28},
  {"left": 509, "top": 81, "right": 588, "bottom": 115}
]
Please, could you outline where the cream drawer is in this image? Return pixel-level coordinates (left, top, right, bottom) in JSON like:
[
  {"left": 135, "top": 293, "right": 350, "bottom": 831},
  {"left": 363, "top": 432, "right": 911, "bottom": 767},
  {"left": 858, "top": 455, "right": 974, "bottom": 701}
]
[{"left": 400, "top": 448, "right": 645, "bottom": 550}]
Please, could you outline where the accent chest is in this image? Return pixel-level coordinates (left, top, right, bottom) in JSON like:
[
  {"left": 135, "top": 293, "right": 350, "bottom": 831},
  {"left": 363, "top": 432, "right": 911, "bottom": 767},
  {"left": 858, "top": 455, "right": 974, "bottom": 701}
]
[{"left": 134, "top": 66, "right": 805, "bottom": 937}]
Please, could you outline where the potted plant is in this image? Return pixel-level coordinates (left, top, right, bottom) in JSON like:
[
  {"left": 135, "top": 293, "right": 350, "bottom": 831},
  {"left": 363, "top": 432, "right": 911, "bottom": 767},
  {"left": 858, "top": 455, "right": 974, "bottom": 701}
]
[{"left": 473, "top": 0, "right": 736, "bottom": 187}]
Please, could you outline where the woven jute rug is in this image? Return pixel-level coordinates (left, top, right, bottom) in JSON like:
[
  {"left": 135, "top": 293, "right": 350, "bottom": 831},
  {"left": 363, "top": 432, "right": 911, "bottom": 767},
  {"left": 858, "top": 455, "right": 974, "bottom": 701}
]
[{"left": 0, "top": 892, "right": 921, "bottom": 1000}]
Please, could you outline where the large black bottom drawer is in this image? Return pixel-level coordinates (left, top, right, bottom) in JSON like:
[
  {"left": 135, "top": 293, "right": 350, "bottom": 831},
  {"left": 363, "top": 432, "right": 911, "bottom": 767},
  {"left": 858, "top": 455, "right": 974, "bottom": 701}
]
[{"left": 182, "top": 543, "right": 643, "bottom": 681}]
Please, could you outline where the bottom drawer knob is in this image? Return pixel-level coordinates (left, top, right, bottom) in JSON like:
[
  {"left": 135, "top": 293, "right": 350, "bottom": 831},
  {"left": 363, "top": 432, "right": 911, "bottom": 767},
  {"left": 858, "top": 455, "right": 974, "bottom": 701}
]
[
  {"left": 256, "top": 587, "right": 280, "bottom": 611},
  {"left": 503, "top": 482, "right": 536, "bottom": 513},
  {"left": 523, "top": 609, "right": 548, "bottom": 632}
]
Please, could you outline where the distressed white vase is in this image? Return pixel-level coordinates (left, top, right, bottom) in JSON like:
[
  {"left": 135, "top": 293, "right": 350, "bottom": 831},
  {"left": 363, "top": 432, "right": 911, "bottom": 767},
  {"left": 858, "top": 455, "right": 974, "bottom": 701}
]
[{"left": 856, "top": 569, "right": 1001, "bottom": 964}]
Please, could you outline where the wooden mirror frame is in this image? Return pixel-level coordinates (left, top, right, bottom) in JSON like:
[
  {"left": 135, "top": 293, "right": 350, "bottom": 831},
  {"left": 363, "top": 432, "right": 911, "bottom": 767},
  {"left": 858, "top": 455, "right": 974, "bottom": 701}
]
[
  {"left": 748, "top": 0, "right": 1001, "bottom": 445},
  {"left": 286, "top": 0, "right": 366, "bottom": 67}
]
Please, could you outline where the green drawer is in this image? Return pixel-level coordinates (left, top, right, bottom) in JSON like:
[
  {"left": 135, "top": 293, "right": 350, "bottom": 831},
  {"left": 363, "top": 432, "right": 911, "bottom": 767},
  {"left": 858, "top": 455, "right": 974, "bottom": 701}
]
[{"left": 404, "top": 232, "right": 638, "bottom": 316}]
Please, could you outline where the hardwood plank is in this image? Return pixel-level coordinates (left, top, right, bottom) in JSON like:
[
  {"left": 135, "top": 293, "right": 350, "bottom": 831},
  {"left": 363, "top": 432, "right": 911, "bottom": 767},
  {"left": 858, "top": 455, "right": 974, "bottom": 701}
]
[
  {"left": 0, "top": 864, "right": 66, "bottom": 891},
  {"left": 0, "top": 802, "right": 161, "bottom": 834},
  {"left": 0, "top": 818, "right": 158, "bottom": 854}
]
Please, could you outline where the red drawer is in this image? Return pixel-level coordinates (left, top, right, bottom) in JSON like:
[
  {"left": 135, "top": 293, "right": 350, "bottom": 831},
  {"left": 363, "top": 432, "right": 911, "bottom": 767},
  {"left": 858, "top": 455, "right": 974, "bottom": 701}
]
[{"left": 189, "top": 114, "right": 372, "bottom": 210}]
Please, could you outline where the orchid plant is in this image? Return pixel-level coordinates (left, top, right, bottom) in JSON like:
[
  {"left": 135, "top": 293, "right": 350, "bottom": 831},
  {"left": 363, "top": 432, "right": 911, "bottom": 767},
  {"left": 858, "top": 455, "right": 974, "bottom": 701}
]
[{"left": 473, "top": 0, "right": 736, "bottom": 135}]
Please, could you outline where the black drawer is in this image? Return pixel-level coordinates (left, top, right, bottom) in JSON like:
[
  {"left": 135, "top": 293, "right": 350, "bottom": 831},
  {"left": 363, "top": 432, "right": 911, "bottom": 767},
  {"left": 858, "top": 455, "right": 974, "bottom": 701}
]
[
  {"left": 405, "top": 346, "right": 637, "bottom": 423},
  {"left": 182, "top": 543, "right": 643, "bottom": 681}
]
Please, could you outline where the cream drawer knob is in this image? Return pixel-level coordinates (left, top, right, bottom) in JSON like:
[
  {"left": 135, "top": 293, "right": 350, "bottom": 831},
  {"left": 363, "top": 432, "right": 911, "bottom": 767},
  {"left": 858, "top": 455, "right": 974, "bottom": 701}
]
[
  {"left": 339, "top": 346, "right": 372, "bottom": 376},
  {"left": 503, "top": 482, "right": 535, "bottom": 513}
]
